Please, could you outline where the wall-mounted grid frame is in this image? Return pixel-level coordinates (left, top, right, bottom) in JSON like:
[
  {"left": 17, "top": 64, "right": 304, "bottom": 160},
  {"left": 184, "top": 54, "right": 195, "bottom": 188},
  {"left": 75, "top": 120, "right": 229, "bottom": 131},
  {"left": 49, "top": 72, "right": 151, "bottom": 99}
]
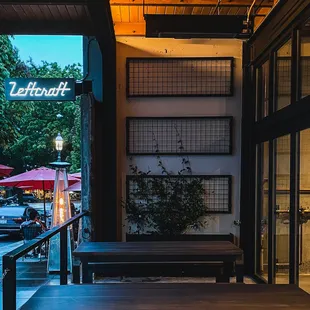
[
  {"left": 126, "top": 175, "right": 232, "bottom": 214},
  {"left": 126, "top": 57, "right": 234, "bottom": 97},
  {"left": 126, "top": 117, "right": 233, "bottom": 156}
]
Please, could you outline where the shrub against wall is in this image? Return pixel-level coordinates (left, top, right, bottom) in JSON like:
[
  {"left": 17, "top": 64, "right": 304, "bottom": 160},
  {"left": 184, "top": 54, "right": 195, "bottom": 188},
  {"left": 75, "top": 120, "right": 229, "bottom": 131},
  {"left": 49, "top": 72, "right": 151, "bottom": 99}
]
[{"left": 124, "top": 132, "right": 209, "bottom": 235}]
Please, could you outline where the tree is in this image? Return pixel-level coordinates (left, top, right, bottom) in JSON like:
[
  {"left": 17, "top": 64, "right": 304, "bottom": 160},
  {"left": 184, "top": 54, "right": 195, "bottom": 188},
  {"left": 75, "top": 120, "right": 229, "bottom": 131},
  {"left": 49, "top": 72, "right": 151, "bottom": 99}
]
[
  {"left": 0, "top": 35, "right": 29, "bottom": 150},
  {"left": 3, "top": 60, "right": 82, "bottom": 173},
  {"left": 0, "top": 35, "right": 82, "bottom": 173}
]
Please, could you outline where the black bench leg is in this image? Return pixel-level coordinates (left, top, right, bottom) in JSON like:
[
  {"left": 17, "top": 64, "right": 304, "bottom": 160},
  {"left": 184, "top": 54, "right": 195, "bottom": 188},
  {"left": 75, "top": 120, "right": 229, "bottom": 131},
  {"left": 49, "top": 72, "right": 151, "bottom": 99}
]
[
  {"left": 216, "top": 262, "right": 231, "bottom": 283},
  {"left": 72, "top": 262, "right": 81, "bottom": 284},
  {"left": 82, "top": 260, "right": 92, "bottom": 284},
  {"left": 236, "top": 261, "right": 244, "bottom": 283}
]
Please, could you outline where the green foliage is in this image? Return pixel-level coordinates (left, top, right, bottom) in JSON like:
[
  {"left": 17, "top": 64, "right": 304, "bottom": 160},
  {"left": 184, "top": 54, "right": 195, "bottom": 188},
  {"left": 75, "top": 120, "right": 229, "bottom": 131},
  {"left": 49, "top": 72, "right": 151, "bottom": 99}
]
[
  {"left": 0, "top": 35, "right": 29, "bottom": 149},
  {"left": 124, "top": 131, "right": 208, "bottom": 236},
  {"left": 0, "top": 35, "right": 82, "bottom": 173}
]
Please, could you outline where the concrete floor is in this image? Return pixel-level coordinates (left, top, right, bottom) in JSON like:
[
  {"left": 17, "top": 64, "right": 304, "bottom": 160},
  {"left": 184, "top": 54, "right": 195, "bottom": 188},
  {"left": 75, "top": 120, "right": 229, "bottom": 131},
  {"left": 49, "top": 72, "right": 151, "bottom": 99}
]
[
  {"left": 275, "top": 275, "right": 310, "bottom": 293},
  {"left": 261, "top": 272, "right": 310, "bottom": 294}
]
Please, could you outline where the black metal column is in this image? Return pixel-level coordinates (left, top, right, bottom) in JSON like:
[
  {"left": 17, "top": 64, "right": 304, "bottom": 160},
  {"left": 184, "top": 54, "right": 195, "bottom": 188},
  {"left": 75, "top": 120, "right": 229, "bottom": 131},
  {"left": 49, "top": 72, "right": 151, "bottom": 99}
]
[
  {"left": 81, "top": 93, "right": 95, "bottom": 241},
  {"left": 267, "top": 48, "right": 276, "bottom": 284},
  {"left": 2, "top": 256, "right": 16, "bottom": 310},
  {"left": 289, "top": 28, "right": 300, "bottom": 285},
  {"left": 60, "top": 228, "right": 68, "bottom": 285},
  {"left": 255, "top": 144, "right": 262, "bottom": 276},
  {"left": 268, "top": 138, "right": 276, "bottom": 284},
  {"left": 85, "top": 1, "right": 118, "bottom": 241},
  {"left": 240, "top": 42, "right": 256, "bottom": 276},
  {"left": 290, "top": 132, "right": 299, "bottom": 284}
]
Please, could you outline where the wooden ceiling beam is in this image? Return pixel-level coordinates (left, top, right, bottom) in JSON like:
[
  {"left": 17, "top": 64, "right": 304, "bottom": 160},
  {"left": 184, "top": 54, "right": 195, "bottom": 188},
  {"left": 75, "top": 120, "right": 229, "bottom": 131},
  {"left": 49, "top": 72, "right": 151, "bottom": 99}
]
[
  {"left": 114, "top": 22, "right": 145, "bottom": 35},
  {"left": 110, "top": 0, "right": 274, "bottom": 7}
]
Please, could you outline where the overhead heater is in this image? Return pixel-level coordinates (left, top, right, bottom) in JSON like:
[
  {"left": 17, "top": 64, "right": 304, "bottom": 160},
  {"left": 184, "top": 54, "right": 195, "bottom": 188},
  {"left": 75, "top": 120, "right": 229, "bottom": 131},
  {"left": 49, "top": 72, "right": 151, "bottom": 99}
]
[{"left": 145, "top": 14, "right": 252, "bottom": 39}]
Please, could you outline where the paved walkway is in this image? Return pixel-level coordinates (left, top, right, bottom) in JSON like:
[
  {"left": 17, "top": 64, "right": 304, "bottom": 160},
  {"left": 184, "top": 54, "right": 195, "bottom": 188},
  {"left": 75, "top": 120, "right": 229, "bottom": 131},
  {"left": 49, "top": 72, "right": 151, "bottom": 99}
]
[{"left": 0, "top": 240, "right": 54, "bottom": 310}]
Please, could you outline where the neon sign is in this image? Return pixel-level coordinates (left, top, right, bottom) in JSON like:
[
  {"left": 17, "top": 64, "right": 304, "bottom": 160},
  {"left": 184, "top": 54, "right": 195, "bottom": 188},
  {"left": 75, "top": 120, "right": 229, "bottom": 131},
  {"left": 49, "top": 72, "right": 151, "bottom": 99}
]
[{"left": 5, "top": 78, "right": 76, "bottom": 101}]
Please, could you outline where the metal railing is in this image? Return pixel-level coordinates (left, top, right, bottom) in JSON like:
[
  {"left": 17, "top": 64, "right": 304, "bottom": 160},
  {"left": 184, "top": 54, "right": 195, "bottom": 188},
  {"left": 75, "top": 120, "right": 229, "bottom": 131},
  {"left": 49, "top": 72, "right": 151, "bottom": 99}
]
[{"left": 2, "top": 211, "right": 88, "bottom": 310}]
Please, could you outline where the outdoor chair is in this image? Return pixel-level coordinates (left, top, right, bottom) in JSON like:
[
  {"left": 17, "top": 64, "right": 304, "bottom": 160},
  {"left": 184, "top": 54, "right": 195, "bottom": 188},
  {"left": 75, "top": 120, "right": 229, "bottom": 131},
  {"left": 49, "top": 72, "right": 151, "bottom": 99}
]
[{"left": 21, "top": 224, "right": 43, "bottom": 261}]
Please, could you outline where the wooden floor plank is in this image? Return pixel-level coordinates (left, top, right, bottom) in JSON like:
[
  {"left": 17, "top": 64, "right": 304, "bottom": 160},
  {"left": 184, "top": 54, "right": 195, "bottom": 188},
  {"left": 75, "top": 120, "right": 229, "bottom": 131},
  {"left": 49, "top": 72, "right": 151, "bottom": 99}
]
[{"left": 21, "top": 283, "right": 310, "bottom": 310}]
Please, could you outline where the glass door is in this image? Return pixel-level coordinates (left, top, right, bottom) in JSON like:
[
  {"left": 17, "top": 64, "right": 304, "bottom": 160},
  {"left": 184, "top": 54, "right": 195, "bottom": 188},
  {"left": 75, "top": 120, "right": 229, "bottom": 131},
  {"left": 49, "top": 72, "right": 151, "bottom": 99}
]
[
  {"left": 274, "top": 135, "right": 291, "bottom": 284},
  {"left": 299, "top": 129, "right": 310, "bottom": 293}
]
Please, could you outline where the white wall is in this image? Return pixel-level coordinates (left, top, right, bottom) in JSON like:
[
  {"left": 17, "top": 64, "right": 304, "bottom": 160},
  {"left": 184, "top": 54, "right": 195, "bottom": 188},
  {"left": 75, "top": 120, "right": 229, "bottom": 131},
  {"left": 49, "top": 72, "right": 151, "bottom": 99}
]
[{"left": 116, "top": 37, "right": 243, "bottom": 241}]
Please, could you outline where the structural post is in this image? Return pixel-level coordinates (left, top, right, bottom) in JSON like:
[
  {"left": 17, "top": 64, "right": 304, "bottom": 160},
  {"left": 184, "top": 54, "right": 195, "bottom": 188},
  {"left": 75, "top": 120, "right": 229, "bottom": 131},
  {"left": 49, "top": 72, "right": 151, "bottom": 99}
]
[
  {"left": 82, "top": 35, "right": 118, "bottom": 241},
  {"left": 60, "top": 227, "right": 68, "bottom": 285},
  {"left": 81, "top": 93, "right": 94, "bottom": 242},
  {"left": 2, "top": 256, "right": 16, "bottom": 310}
]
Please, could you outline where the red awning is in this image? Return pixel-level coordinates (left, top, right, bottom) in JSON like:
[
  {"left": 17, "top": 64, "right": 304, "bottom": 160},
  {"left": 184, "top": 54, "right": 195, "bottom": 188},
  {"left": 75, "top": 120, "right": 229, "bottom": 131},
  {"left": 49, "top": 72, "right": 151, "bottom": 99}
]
[
  {"left": 64, "top": 181, "right": 81, "bottom": 192},
  {"left": 0, "top": 164, "right": 14, "bottom": 177},
  {"left": 0, "top": 166, "right": 79, "bottom": 190},
  {"left": 69, "top": 172, "right": 81, "bottom": 179}
]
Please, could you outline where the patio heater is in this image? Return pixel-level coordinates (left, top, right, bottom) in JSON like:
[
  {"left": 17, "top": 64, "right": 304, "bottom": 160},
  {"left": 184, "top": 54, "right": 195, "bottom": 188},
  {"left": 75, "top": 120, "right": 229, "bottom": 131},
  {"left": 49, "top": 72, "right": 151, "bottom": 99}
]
[{"left": 48, "top": 133, "right": 73, "bottom": 273}]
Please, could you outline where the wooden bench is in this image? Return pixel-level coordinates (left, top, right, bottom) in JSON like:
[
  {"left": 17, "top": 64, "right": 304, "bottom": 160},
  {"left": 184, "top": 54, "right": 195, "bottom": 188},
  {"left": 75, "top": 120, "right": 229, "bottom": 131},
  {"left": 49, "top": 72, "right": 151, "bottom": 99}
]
[
  {"left": 73, "top": 241, "right": 244, "bottom": 283},
  {"left": 20, "top": 283, "right": 310, "bottom": 310}
]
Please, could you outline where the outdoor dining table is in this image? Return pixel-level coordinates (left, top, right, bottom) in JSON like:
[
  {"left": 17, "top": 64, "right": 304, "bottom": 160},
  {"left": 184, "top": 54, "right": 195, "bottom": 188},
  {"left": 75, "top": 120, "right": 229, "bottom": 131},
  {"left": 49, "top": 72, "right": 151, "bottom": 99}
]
[{"left": 73, "top": 241, "right": 244, "bottom": 283}]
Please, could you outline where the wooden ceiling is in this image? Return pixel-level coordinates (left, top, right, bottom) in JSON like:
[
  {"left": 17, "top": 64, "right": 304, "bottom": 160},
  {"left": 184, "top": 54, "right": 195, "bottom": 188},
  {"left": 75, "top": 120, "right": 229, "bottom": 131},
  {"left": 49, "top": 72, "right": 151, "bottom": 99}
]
[
  {"left": 0, "top": 2, "right": 93, "bottom": 34},
  {"left": 110, "top": 0, "right": 277, "bottom": 36}
]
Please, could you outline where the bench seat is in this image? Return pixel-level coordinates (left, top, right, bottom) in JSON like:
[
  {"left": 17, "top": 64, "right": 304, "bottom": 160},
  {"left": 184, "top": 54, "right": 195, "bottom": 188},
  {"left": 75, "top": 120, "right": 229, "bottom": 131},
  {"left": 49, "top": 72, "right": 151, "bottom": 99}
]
[{"left": 21, "top": 283, "right": 310, "bottom": 310}]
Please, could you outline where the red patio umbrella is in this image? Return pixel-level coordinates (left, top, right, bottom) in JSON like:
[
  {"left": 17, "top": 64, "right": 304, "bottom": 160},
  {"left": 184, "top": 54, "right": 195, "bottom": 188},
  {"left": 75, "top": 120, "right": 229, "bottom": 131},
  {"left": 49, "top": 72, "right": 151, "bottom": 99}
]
[
  {"left": 64, "top": 180, "right": 81, "bottom": 192},
  {"left": 0, "top": 164, "right": 14, "bottom": 177},
  {"left": 69, "top": 172, "right": 81, "bottom": 179},
  {"left": 0, "top": 167, "right": 79, "bottom": 222}
]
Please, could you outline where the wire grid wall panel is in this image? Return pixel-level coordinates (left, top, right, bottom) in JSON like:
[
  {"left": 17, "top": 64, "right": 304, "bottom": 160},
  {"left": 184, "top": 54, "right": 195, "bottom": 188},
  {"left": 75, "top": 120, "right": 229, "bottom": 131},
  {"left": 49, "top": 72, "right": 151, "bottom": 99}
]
[
  {"left": 301, "top": 57, "right": 310, "bottom": 98},
  {"left": 127, "top": 175, "right": 232, "bottom": 214},
  {"left": 126, "top": 117, "right": 232, "bottom": 155},
  {"left": 277, "top": 58, "right": 291, "bottom": 97},
  {"left": 126, "top": 57, "right": 234, "bottom": 97}
]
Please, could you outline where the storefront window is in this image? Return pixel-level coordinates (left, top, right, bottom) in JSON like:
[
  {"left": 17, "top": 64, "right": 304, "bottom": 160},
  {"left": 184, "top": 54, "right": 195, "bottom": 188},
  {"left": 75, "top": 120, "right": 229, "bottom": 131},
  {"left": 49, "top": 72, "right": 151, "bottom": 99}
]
[
  {"left": 275, "top": 40, "right": 292, "bottom": 111},
  {"left": 256, "top": 141, "right": 269, "bottom": 281},
  {"left": 300, "top": 19, "right": 310, "bottom": 99}
]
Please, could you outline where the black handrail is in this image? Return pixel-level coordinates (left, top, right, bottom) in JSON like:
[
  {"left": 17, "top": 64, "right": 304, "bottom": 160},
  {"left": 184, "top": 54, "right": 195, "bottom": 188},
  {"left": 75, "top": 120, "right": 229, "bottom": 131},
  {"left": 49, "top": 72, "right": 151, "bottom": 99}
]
[{"left": 2, "top": 211, "right": 88, "bottom": 310}]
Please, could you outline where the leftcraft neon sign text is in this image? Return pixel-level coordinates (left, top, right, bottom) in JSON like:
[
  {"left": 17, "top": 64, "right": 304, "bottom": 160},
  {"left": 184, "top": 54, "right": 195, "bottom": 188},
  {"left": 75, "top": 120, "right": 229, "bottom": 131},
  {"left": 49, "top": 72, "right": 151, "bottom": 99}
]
[
  {"left": 5, "top": 78, "right": 76, "bottom": 101},
  {"left": 9, "top": 81, "right": 71, "bottom": 98}
]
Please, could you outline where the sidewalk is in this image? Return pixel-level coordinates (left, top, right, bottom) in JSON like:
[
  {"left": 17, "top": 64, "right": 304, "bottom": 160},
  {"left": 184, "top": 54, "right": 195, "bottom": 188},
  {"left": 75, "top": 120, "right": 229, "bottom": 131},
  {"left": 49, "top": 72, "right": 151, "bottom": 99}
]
[{"left": 0, "top": 241, "right": 53, "bottom": 310}]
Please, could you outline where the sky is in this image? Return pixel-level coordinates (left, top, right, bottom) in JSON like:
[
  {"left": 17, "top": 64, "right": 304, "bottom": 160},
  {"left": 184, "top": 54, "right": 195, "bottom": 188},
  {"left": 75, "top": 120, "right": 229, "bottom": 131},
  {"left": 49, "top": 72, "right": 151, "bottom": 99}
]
[{"left": 10, "top": 35, "right": 83, "bottom": 68}]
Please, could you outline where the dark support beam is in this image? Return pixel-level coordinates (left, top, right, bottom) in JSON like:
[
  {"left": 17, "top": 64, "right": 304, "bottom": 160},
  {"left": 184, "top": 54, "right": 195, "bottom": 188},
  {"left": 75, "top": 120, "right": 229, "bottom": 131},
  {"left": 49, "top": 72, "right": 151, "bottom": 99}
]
[
  {"left": 85, "top": 1, "right": 118, "bottom": 241},
  {"left": 254, "top": 96, "right": 310, "bottom": 143},
  {"left": 86, "top": 0, "right": 115, "bottom": 53},
  {"left": 240, "top": 42, "right": 256, "bottom": 276},
  {"left": 289, "top": 29, "right": 299, "bottom": 285},
  {"left": 268, "top": 137, "right": 275, "bottom": 284},
  {"left": 81, "top": 93, "right": 95, "bottom": 242}
]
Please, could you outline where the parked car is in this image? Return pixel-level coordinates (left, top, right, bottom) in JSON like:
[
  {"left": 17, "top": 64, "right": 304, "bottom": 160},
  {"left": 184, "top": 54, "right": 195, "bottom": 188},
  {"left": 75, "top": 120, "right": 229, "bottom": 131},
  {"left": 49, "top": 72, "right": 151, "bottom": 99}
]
[
  {"left": 0, "top": 194, "right": 18, "bottom": 206},
  {"left": 0, "top": 205, "right": 37, "bottom": 235},
  {"left": 23, "top": 193, "right": 38, "bottom": 203}
]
